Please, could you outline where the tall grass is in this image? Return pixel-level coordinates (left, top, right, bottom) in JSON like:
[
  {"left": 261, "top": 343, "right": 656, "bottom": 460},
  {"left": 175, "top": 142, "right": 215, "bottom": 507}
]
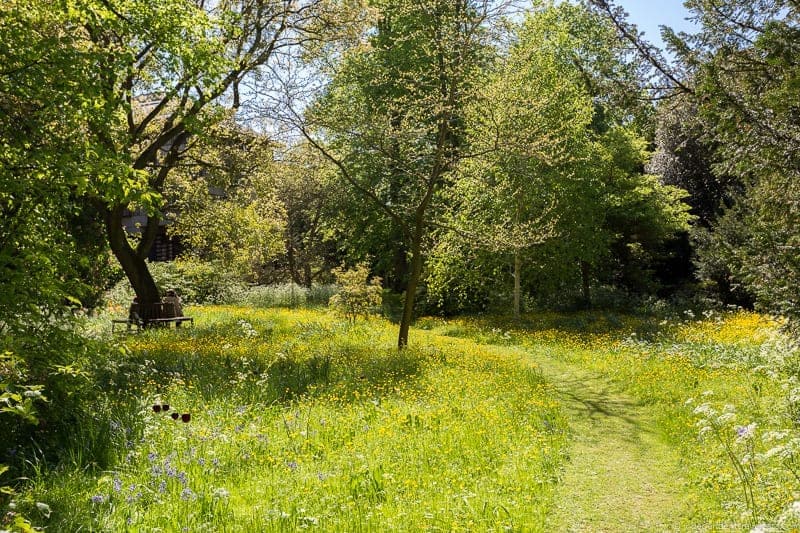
[
  {"left": 236, "top": 283, "right": 338, "bottom": 308},
  {"left": 12, "top": 307, "right": 566, "bottom": 531},
  {"left": 426, "top": 310, "right": 799, "bottom": 529}
]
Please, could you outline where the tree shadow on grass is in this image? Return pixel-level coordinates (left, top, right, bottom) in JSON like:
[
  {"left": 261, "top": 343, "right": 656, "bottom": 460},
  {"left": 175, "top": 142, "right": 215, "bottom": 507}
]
[
  {"left": 430, "top": 311, "right": 673, "bottom": 344},
  {"left": 114, "top": 318, "right": 426, "bottom": 407},
  {"left": 538, "top": 370, "right": 656, "bottom": 445}
]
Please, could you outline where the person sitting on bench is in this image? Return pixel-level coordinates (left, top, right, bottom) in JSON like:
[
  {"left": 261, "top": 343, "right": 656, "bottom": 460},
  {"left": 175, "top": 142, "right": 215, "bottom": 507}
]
[
  {"left": 162, "top": 289, "right": 183, "bottom": 319},
  {"left": 128, "top": 296, "right": 141, "bottom": 328}
]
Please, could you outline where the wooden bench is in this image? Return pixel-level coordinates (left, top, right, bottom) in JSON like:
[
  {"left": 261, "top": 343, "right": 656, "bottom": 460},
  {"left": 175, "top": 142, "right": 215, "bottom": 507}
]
[
  {"left": 112, "top": 302, "right": 193, "bottom": 333},
  {"left": 145, "top": 316, "right": 194, "bottom": 328}
]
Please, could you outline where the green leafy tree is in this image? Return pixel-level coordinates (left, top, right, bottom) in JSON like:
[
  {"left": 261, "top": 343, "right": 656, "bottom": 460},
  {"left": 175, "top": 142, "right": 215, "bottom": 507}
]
[
  {"left": 1, "top": 1, "right": 129, "bottom": 330},
  {"left": 430, "top": 3, "right": 693, "bottom": 314},
  {"left": 5, "top": 0, "right": 366, "bottom": 313},
  {"left": 590, "top": 0, "right": 800, "bottom": 318},
  {"left": 329, "top": 263, "right": 382, "bottom": 323},
  {"left": 272, "top": 143, "right": 345, "bottom": 287},
  {"left": 165, "top": 123, "right": 286, "bottom": 280},
  {"left": 301, "top": 0, "right": 502, "bottom": 347},
  {"left": 439, "top": 4, "right": 597, "bottom": 318}
]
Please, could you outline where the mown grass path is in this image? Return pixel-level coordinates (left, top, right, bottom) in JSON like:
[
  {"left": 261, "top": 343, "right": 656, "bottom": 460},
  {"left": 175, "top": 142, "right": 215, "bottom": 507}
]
[{"left": 524, "top": 345, "right": 696, "bottom": 532}]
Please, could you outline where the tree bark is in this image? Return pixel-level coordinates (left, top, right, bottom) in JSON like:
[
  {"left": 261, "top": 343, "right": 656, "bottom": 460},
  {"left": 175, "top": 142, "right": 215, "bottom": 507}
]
[
  {"left": 104, "top": 204, "right": 162, "bottom": 312},
  {"left": 580, "top": 260, "right": 591, "bottom": 309},
  {"left": 302, "top": 260, "right": 313, "bottom": 289},
  {"left": 286, "top": 236, "right": 302, "bottom": 286},
  {"left": 513, "top": 251, "right": 521, "bottom": 319},
  {"left": 398, "top": 216, "right": 425, "bottom": 349},
  {"left": 391, "top": 243, "right": 409, "bottom": 292}
]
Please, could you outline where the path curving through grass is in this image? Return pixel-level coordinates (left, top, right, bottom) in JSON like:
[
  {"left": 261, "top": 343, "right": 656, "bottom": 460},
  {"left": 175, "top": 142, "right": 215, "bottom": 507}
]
[{"left": 525, "top": 345, "right": 697, "bottom": 532}]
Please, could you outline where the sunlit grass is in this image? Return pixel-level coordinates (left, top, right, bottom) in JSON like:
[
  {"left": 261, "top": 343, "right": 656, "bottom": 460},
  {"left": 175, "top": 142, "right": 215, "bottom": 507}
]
[
  {"left": 15, "top": 306, "right": 798, "bottom": 530},
  {"left": 21, "top": 307, "right": 567, "bottom": 531},
  {"left": 426, "top": 309, "right": 796, "bottom": 528}
]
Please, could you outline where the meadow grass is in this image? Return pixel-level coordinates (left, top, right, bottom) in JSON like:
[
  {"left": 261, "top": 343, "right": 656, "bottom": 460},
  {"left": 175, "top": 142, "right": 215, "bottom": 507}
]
[
  {"left": 10, "top": 306, "right": 799, "bottom": 531},
  {"left": 14, "top": 307, "right": 566, "bottom": 531},
  {"left": 423, "top": 310, "right": 799, "bottom": 529}
]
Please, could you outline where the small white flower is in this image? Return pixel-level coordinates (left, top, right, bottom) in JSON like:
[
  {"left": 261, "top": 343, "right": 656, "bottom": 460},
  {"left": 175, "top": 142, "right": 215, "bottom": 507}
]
[
  {"left": 790, "top": 500, "right": 800, "bottom": 515},
  {"left": 212, "top": 487, "right": 230, "bottom": 499},
  {"left": 735, "top": 423, "right": 757, "bottom": 440}
]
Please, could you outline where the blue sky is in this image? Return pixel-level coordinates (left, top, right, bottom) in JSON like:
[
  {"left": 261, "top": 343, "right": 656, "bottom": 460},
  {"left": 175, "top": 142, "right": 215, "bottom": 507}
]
[{"left": 613, "top": 0, "right": 698, "bottom": 50}]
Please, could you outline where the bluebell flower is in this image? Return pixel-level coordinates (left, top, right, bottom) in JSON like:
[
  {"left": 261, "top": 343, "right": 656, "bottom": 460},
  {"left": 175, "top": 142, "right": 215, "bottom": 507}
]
[
  {"left": 180, "top": 488, "right": 195, "bottom": 501},
  {"left": 90, "top": 495, "right": 105, "bottom": 504},
  {"left": 113, "top": 478, "right": 122, "bottom": 492}
]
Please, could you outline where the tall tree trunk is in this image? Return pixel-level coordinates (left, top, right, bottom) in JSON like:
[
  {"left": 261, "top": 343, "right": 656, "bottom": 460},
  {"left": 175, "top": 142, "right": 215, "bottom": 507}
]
[
  {"left": 580, "top": 260, "right": 591, "bottom": 309},
  {"left": 286, "top": 237, "right": 302, "bottom": 286},
  {"left": 392, "top": 244, "right": 409, "bottom": 292},
  {"left": 398, "top": 217, "right": 425, "bottom": 349},
  {"left": 302, "top": 259, "right": 313, "bottom": 289},
  {"left": 513, "top": 251, "right": 521, "bottom": 319},
  {"left": 104, "top": 204, "right": 162, "bottom": 312}
]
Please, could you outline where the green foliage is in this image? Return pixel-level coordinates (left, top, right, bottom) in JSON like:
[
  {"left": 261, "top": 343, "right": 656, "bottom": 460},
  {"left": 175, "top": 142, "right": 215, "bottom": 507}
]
[
  {"left": 108, "top": 259, "right": 247, "bottom": 306},
  {"left": 656, "top": 0, "right": 800, "bottom": 320},
  {"left": 429, "top": 3, "right": 694, "bottom": 313},
  {"left": 166, "top": 124, "right": 286, "bottom": 281},
  {"left": 269, "top": 143, "right": 345, "bottom": 287},
  {"left": 328, "top": 264, "right": 382, "bottom": 323},
  {"left": 306, "top": 0, "right": 500, "bottom": 346}
]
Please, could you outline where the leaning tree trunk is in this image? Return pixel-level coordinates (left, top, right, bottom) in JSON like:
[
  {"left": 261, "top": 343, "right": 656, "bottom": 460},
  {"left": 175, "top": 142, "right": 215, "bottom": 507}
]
[{"left": 104, "top": 204, "right": 162, "bottom": 313}]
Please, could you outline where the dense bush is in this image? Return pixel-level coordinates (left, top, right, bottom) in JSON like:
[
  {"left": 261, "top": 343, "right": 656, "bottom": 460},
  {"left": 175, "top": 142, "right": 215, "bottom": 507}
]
[
  {"left": 0, "top": 325, "right": 124, "bottom": 473},
  {"left": 328, "top": 264, "right": 382, "bottom": 323},
  {"left": 107, "top": 259, "right": 247, "bottom": 307}
]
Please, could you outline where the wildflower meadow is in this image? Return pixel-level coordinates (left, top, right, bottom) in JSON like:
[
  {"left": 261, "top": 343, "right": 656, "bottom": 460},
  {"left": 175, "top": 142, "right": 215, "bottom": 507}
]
[{"left": 5, "top": 304, "right": 800, "bottom": 531}]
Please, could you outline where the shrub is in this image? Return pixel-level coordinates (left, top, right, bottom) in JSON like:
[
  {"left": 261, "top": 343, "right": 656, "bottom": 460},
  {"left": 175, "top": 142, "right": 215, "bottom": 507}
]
[
  {"left": 106, "top": 259, "right": 246, "bottom": 307},
  {"left": 328, "top": 264, "right": 382, "bottom": 323}
]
